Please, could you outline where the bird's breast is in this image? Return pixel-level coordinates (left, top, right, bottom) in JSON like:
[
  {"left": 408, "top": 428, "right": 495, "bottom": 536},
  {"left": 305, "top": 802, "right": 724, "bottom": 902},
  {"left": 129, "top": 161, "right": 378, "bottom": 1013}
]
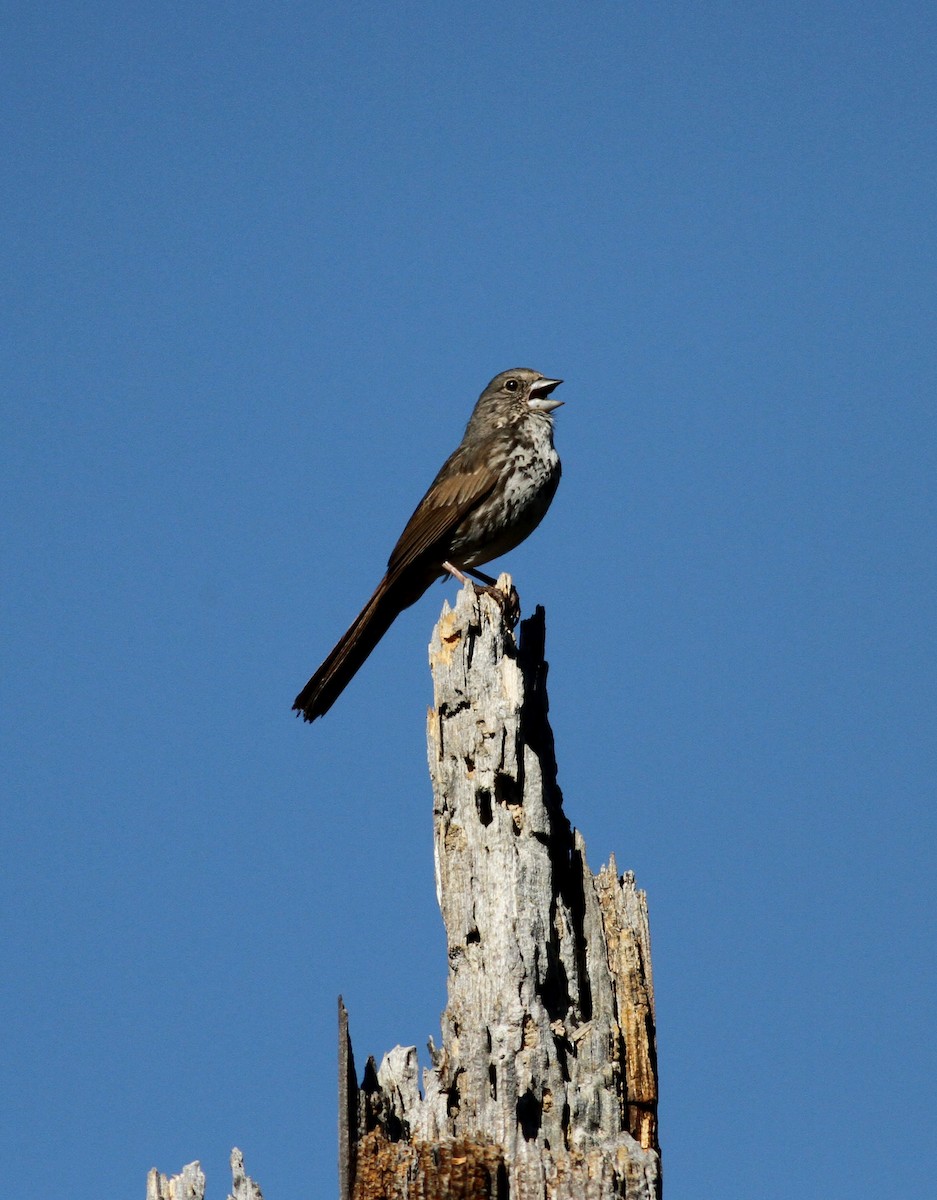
[
  {"left": 500, "top": 423, "right": 558, "bottom": 516},
  {"left": 452, "top": 415, "right": 560, "bottom": 569}
]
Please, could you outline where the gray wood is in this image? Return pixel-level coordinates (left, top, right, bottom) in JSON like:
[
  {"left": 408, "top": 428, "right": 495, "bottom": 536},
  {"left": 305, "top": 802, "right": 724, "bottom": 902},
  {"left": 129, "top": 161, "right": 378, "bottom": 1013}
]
[
  {"left": 145, "top": 1151, "right": 262, "bottom": 1200},
  {"left": 345, "top": 578, "right": 661, "bottom": 1199},
  {"left": 145, "top": 1162, "right": 205, "bottom": 1200},
  {"left": 226, "top": 1150, "right": 263, "bottom": 1200}
]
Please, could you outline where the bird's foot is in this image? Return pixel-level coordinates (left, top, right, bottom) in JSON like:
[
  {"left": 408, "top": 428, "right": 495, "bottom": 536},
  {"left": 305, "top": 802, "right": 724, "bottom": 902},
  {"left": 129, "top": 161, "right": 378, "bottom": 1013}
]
[
  {"left": 442, "top": 562, "right": 519, "bottom": 624},
  {"left": 481, "top": 581, "right": 520, "bottom": 626}
]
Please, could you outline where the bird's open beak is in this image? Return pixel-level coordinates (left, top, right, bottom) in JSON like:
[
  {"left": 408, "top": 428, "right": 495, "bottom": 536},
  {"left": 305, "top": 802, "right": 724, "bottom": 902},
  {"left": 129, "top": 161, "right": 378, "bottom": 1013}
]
[{"left": 527, "top": 377, "right": 564, "bottom": 412}]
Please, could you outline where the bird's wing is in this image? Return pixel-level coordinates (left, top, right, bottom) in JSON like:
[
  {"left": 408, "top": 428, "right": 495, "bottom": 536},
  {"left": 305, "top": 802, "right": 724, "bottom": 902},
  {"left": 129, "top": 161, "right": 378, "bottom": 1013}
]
[{"left": 386, "top": 457, "right": 499, "bottom": 580}]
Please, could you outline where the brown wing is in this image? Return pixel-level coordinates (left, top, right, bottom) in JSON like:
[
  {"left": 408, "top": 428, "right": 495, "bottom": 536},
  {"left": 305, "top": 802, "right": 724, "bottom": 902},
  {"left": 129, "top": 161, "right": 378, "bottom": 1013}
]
[{"left": 386, "top": 455, "right": 499, "bottom": 580}]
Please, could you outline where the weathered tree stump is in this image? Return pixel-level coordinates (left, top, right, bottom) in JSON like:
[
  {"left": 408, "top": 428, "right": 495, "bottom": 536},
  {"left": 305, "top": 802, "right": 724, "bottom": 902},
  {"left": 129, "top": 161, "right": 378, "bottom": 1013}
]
[{"left": 342, "top": 578, "right": 660, "bottom": 1200}]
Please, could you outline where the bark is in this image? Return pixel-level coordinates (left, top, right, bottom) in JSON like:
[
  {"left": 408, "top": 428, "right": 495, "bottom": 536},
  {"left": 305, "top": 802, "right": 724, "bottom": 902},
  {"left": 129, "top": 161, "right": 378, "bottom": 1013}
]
[{"left": 344, "top": 578, "right": 660, "bottom": 1199}]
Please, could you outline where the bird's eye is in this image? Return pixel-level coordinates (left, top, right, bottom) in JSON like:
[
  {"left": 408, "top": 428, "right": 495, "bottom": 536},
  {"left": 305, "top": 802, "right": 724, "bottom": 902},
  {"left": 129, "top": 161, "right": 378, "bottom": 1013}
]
[{"left": 505, "top": 378, "right": 519, "bottom": 391}]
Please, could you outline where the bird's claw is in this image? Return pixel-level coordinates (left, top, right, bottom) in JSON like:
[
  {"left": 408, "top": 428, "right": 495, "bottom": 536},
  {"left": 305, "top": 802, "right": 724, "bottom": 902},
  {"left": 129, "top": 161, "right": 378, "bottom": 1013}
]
[{"left": 475, "top": 581, "right": 520, "bottom": 627}]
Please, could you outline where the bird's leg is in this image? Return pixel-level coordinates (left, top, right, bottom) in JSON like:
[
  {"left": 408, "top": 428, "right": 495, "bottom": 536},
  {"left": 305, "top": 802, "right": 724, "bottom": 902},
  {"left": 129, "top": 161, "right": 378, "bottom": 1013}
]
[
  {"left": 442, "top": 562, "right": 497, "bottom": 587},
  {"left": 466, "top": 566, "right": 499, "bottom": 586},
  {"left": 442, "top": 560, "right": 470, "bottom": 585}
]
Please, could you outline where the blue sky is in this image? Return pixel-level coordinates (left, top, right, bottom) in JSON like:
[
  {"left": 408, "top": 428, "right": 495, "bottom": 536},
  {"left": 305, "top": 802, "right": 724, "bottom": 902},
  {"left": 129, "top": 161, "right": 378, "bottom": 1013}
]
[{"left": 3, "top": 2, "right": 935, "bottom": 1197}]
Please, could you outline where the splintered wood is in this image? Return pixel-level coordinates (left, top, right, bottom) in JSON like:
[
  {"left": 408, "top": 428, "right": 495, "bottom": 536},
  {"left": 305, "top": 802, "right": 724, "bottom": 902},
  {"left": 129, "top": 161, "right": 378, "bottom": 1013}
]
[
  {"left": 145, "top": 1151, "right": 262, "bottom": 1200},
  {"left": 343, "top": 578, "right": 661, "bottom": 1200}
]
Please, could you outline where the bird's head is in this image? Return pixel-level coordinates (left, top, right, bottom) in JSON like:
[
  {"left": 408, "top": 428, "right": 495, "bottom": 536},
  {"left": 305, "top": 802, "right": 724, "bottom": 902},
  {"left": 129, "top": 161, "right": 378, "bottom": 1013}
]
[{"left": 467, "top": 369, "right": 564, "bottom": 436}]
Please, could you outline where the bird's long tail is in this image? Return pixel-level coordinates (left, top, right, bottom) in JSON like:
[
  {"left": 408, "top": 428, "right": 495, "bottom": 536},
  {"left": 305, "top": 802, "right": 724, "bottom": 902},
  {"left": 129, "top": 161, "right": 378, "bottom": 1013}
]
[{"left": 292, "top": 572, "right": 429, "bottom": 722}]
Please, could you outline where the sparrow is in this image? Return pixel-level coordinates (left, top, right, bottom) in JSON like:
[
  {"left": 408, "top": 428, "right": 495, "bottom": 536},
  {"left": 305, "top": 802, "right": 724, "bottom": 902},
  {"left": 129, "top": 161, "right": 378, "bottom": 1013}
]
[{"left": 293, "top": 368, "right": 563, "bottom": 722}]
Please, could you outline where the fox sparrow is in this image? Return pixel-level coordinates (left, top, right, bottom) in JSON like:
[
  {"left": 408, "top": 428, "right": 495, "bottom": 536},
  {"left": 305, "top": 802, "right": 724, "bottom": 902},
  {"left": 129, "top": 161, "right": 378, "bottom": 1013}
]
[{"left": 293, "top": 368, "right": 564, "bottom": 722}]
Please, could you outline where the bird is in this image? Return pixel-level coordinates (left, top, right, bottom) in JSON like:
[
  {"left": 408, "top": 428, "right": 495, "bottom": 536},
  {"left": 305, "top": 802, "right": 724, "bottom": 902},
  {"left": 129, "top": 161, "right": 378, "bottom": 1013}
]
[{"left": 293, "top": 368, "right": 564, "bottom": 722}]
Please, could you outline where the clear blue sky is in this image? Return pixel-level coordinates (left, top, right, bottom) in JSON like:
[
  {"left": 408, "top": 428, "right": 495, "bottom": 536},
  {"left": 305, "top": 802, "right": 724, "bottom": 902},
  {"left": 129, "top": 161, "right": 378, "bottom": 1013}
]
[{"left": 3, "top": 3, "right": 935, "bottom": 1197}]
